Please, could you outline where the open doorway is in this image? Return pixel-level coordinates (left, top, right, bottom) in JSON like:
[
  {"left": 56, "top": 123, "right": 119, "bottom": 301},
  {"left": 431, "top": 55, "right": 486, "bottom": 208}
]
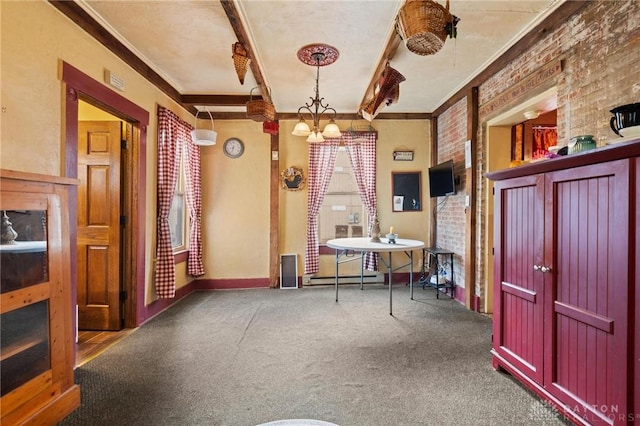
[
  {"left": 62, "top": 62, "right": 149, "bottom": 354},
  {"left": 483, "top": 87, "right": 558, "bottom": 314}
]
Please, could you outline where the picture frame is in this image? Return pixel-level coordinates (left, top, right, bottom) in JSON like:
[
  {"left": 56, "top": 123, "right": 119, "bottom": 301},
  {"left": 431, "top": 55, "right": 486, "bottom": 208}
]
[
  {"left": 393, "top": 150, "right": 414, "bottom": 161},
  {"left": 392, "top": 171, "right": 421, "bottom": 211}
]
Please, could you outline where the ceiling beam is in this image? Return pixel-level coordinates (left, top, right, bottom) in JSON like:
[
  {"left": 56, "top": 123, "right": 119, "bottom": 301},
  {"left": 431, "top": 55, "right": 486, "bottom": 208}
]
[
  {"left": 182, "top": 94, "right": 260, "bottom": 106},
  {"left": 358, "top": 27, "right": 404, "bottom": 113},
  {"left": 220, "top": 0, "right": 272, "bottom": 105}
]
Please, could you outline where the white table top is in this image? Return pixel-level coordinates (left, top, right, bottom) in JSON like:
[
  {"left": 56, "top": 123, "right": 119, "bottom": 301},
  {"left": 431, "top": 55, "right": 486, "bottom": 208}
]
[{"left": 327, "top": 237, "right": 424, "bottom": 252}]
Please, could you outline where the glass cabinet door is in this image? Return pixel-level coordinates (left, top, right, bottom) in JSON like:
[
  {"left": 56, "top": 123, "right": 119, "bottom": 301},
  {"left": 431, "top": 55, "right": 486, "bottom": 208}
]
[
  {"left": 0, "top": 208, "right": 51, "bottom": 396},
  {"left": 1, "top": 209, "right": 48, "bottom": 293}
]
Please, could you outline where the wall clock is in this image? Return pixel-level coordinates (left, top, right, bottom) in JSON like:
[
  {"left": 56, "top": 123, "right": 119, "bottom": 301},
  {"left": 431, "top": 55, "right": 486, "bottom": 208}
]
[{"left": 223, "top": 138, "right": 244, "bottom": 158}]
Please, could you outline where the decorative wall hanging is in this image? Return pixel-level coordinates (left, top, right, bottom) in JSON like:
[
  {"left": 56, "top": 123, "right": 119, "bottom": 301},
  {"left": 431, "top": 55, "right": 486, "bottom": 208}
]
[
  {"left": 281, "top": 166, "right": 306, "bottom": 191},
  {"left": 360, "top": 63, "right": 405, "bottom": 121},
  {"left": 246, "top": 86, "right": 275, "bottom": 122},
  {"left": 396, "top": 0, "right": 460, "bottom": 56},
  {"left": 393, "top": 150, "right": 414, "bottom": 161},
  {"left": 232, "top": 42, "right": 250, "bottom": 85}
]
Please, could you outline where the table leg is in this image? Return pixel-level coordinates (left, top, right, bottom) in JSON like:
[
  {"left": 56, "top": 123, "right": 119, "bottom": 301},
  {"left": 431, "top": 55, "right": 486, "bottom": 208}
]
[
  {"left": 388, "top": 252, "right": 393, "bottom": 315},
  {"left": 360, "top": 251, "right": 364, "bottom": 290},
  {"left": 335, "top": 249, "right": 339, "bottom": 302},
  {"left": 410, "top": 251, "right": 414, "bottom": 300}
]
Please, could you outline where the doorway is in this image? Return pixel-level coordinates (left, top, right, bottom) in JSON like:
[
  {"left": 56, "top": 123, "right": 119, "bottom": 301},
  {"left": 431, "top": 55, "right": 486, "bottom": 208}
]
[
  {"left": 77, "top": 102, "right": 128, "bottom": 330},
  {"left": 484, "top": 87, "right": 558, "bottom": 314},
  {"left": 62, "top": 61, "right": 149, "bottom": 340}
]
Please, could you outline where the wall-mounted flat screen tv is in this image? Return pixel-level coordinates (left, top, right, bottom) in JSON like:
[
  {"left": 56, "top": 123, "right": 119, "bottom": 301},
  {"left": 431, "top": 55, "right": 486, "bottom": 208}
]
[{"left": 428, "top": 159, "right": 456, "bottom": 197}]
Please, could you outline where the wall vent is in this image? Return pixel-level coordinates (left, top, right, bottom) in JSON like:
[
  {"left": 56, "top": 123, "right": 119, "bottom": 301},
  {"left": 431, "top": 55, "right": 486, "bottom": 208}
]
[{"left": 302, "top": 272, "right": 384, "bottom": 286}]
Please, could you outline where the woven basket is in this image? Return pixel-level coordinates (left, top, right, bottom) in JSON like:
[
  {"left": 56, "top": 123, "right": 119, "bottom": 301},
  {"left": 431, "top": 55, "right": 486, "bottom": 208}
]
[
  {"left": 232, "top": 42, "right": 249, "bottom": 85},
  {"left": 246, "top": 86, "right": 275, "bottom": 122},
  {"left": 397, "top": 0, "right": 450, "bottom": 56}
]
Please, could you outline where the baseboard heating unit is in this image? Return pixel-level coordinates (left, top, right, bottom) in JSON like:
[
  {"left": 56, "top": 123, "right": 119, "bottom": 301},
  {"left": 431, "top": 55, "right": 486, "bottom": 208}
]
[{"left": 302, "top": 272, "right": 384, "bottom": 286}]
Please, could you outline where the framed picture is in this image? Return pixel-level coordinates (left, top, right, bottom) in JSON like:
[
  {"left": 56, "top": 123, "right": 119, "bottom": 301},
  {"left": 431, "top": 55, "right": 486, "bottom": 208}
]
[{"left": 392, "top": 172, "right": 421, "bottom": 211}]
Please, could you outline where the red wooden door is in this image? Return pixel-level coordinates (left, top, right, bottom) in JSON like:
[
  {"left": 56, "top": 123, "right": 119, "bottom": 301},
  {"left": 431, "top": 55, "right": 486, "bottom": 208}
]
[
  {"left": 544, "top": 160, "right": 630, "bottom": 425},
  {"left": 77, "top": 121, "right": 122, "bottom": 330},
  {"left": 492, "top": 174, "right": 545, "bottom": 383}
]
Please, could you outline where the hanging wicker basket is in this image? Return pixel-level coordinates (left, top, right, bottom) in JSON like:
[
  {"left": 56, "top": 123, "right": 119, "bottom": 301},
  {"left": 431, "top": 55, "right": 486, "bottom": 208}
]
[
  {"left": 232, "top": 42, "right": 250, "bottom": 85},
  {"left": 191, "top": 109, "right": 217, "bottom": 146},
  {"left": 397, "top": 0, "right": 450, "bottom": 56},
  {"left": 246, "top": 86, "right": 275, "bottom": 122}
]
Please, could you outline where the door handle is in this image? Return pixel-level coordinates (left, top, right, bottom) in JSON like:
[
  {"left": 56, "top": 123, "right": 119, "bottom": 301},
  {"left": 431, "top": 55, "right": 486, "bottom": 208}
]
[
  {"left": 533, "top": 265, "right": 541, "bottom": 271},
  {"left": 540, "top": 266, "right": 552, "bottom": 273}
]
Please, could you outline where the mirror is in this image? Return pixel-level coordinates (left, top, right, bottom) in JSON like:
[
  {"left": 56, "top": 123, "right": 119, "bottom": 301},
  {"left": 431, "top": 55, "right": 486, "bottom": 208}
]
[{"left": 392, "top": 172, "right": 421, "bottom": 212}]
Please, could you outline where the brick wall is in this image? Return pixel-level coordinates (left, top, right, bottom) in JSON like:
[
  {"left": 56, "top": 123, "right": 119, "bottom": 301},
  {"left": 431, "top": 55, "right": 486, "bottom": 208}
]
[
  {"left": 436, "top": 97, "right": 467, "bottom": 295},
  {"left": 436, "top": 0, "right": 640, "bottom": 310}
]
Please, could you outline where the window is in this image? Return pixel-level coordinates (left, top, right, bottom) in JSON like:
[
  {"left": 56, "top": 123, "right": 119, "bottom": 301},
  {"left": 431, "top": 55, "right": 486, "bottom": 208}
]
[
  {"left": 318, "top": 146, "right": 367, "bottom": 243},
  {"left": 169, "top": 155, "right": 187, "bottom": 252}
]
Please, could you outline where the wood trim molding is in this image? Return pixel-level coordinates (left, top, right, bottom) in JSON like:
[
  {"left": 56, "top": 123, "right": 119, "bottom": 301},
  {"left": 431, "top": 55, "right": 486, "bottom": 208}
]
[
  {"left": 269, "top": 130, "right": 280, "bottom": 288},
  {"left": 359, "top": 31, "right": 403, "bottom": 111},
  {"left": 62, "top": 61, "right": 148, "bottom": 327},
  {"left": 219, "top": 0, "right": 272, "bottom": 104},
  {"left": 181, "top": 94, "right": 259, "bottom": 106},
  {"left": 50, "top": 1, "right": 182, "bottom": 107},
  {"left": 433, "top": 1, "right": 589, "bottom": 117},
  {"left": 465, "top": 87, "right": 479, "bottom": 309}
]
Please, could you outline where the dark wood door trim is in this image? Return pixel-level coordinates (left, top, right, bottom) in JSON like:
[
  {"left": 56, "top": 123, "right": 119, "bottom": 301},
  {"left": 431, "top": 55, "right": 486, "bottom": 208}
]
[{"left": 62, "top": 61, "right": 148, "bottom": 329}]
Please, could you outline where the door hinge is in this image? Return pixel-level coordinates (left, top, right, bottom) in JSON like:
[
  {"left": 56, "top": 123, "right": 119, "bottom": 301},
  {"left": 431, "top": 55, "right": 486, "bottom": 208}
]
[
  {"left": 492, "top": 247, "right": 494, "bottom": 255},
  {"left": 120, "top": 215, "right": 127, "bottom": 226},
  {"left": 120, "top": 290, "right": 127, "bottom": 301},
  {"left": 121, "top": 139, "right": 127, "bottom": 149},
  {"left": 492, "top": 187, "right": 495, "bottom": 195}
]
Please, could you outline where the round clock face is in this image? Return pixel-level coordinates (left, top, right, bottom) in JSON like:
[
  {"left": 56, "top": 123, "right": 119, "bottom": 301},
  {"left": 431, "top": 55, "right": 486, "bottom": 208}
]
[{"left": 223, "top": 138, "right": 244, "bottom": 158}]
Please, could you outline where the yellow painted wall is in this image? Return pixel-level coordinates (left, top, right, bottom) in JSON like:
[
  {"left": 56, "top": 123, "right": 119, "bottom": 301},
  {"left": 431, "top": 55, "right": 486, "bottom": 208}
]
[
  {"left": 1, "top": 1, "right": 433, "bottom": 307},
  {"left": 0, "top": 1, "right": 195, "bottom": 305}
]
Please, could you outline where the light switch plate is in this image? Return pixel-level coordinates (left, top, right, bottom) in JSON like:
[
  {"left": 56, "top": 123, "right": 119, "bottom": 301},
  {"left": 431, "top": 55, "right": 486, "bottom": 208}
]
[{"left": 271, "top": 150, "right": 279, "bottom": 161}]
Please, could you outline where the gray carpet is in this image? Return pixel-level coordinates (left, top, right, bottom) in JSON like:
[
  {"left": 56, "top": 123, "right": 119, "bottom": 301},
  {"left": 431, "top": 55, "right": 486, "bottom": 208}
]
[{"left": 60, "top": 284, "right": 567, "bottom": 426}]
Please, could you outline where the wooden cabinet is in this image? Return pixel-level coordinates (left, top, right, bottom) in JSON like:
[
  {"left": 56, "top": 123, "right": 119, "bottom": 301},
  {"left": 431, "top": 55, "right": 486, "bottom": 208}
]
[
  {"left": 487, "top": 140, "right": 640, "bottom": 426},
  {"left": 0, "top": 170, "right": 80, "bottom": 425}
]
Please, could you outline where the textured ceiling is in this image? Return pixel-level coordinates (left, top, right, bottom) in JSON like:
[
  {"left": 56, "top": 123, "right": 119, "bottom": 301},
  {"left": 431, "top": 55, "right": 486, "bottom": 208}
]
[{"left": 78, "top": 0, "right": 566, "bottom": 115}]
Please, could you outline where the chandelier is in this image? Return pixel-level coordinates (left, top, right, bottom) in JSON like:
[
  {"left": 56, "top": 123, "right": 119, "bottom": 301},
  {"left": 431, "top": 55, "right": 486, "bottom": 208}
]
[{"left": 291, "top": 44, "right": 342, "bottom": 142}]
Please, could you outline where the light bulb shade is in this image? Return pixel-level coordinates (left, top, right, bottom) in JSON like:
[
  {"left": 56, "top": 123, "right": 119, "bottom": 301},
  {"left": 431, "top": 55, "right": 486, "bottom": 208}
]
[
  {"left": 292, "top": 120, "right": 311, "bottom": 136},
  {"left": 322, "top": 122, "right": 341, "bottom": 138},
  {"left": 306, "top": 131, "right": 325, "bottom": 143},
  {"left": 191, "top": 128, "right": 218, "bottom": 146}
]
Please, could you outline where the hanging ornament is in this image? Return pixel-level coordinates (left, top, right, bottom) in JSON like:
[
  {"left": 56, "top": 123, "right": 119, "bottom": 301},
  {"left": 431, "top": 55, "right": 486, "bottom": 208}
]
[{"left": 232, "top": 42, "right": 250, "bottom": 85}]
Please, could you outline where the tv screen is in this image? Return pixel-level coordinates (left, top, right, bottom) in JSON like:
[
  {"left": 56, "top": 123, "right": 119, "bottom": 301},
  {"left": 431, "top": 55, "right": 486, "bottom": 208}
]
[{"left": 428, "top": 159, "right": 456, "bottom": 197}]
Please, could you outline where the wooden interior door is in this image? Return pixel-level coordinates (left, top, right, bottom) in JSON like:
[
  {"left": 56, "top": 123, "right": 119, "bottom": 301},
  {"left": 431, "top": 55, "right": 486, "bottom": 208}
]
[
  {"left": 77, "top": 121, "right": 122, "bottom": 330},
  {"left": 492, "top": 174, "right": 545, "bottom": 383}
]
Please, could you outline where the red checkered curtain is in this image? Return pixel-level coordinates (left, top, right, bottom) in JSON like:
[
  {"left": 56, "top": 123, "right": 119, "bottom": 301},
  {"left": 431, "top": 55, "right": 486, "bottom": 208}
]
[
  {"left": 305, "top": 138, "right": 340, "bottom": 274},
  {"left": 155, "top": 106, "right": 188, "bottom": 298},
  {"left": 344, "top": 132, "right": 378, "bottom": 271},
  {"left": 183, "top": 130, "right": 205, "bottom": 277}
]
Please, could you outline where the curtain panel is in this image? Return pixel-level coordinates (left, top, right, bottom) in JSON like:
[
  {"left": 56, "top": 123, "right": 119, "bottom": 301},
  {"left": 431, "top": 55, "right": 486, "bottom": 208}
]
[
  {"left": 183, "top": 133, "right": 205, "bottom": 277},
  {"left": 304, "top": 139, "right": 340, "bottom": 274},
  {"left": 344, "top": 131, "right": 378, "bottom": 271},
  {"left": 155, "top": 106, "right": 199, "bottom": 298}
]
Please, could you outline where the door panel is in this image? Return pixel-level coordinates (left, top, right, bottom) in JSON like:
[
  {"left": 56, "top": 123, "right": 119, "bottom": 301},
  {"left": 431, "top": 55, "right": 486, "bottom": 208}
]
[
  {"left": 493, "top": 174, "right": 545, "bottom": 382},
  {"left": 545, "top": 160, "right": 629, "bottom": 424},
  {"left": 77, "top": 121, "right": 122, "bottom": 330}
]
